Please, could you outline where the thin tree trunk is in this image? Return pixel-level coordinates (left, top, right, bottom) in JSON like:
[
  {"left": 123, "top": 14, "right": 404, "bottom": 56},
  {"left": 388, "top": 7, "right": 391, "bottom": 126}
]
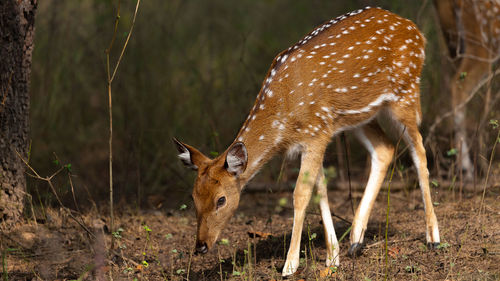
[{"left": 0, "top": 0, "right": 37, "bottom": 225}]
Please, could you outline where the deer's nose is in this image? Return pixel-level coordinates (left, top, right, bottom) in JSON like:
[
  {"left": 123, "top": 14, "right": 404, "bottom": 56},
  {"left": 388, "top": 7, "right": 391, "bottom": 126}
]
[{"left": 195, "top": 241, "right": 208, "bottom": 254}]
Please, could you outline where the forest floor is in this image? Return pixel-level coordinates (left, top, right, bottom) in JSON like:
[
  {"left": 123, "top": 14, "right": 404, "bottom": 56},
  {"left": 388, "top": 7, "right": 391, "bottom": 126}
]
[{"left": 1, "top": 179, "right": 499, "bottom": 280}]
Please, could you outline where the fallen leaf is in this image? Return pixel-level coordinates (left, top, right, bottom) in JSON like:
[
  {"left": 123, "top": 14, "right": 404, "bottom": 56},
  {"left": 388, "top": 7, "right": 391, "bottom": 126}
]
[
  {"left": 320, "top": 267, "right": 337, "bottom": 277},
  {"left": 388, "top": 246, "right": 401, "bottom": 257},
  {"left": 135, "top": 264, "right": 143, "bottom": 272},
  {"left": 247, "top": 231, "right": 272, "bottom": 239}
]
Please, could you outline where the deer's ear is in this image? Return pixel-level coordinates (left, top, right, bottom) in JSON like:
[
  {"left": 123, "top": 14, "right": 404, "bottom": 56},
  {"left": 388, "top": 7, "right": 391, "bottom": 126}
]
[
  {"left": 173, "top": 138, "right": 209, "bottom": 171},
  {"left": 224, "top": 142, "right": 247, "bottom": 176}
]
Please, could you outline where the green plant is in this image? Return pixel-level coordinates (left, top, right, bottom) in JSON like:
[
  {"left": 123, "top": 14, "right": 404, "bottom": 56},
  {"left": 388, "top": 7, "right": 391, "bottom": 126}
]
[
  {"left": 324, "top": 165, "right": 337, "bottom": 180},
  {"left": 404, "top": 264, "right": 421, "bottom": 273},
  {"left": 309, "top": 232, "right": 317, "bottom": 241},
  {"left": 437, "top": 242, "right": 450, "bottom": 249},
  {"left": 306, "top": 224, "right": 318, "bottom": 279},
  {"left": 112, "top": 227, "right": 124, "bottom": 239},
  {"left": 459, "top": 71, "right": 467, "bottom": 81},
  {"left": 431, "top": 179, "right": 439, "bottom": 187},
  {"left": 275, "top": 197, "right": 287, "bottom": 212},
  {"left": 176, "top": 268, "right": 185, "bottom": 275},
  {"left": 112, "top": 227, "right": 126, "bottom": 250},
  {"left": 446, "top": 148, "right": 457, "bottom": 157},
  {"left": 338, "top": 225, "right": 352, "bottom": 243},
  {"left": 68, "top": 264, "right": 94, "bottom": 281},
  {"left": 489, "top": 119, "right": 499, "bottom": 129},
  {"left": 140, "top": 224, "right": 155, "bottom": 269}
]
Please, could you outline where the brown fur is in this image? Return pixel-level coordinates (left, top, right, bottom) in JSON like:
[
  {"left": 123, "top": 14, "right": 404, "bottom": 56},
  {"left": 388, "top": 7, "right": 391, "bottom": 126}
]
[
  {"left": 176, "top": 7, "right": 440, "bottom": 276},
  {"left": 434, "top": 0, "right": 500, "bottom": 178}
]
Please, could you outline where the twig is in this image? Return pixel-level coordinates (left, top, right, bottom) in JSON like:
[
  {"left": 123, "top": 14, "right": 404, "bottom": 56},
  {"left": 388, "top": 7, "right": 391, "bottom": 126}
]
[
  {"left": 105, "top": 0, "right": 141, "bottom": 251},
  {"left": 68, "top": 174, "right": 81, "bottom": 213},
  {"left": 330, "top": 211, "right": 351, "bottom": 225},
  {"left": 384, "top": 126, "right": 405, "bottom": 281},
  {"left": 416, "top": 0, "right": 429, "bottom": 26},
  {"left": 424, "top": 68, "right": 500, "bottom": 146},
  {"left": 26, "top": 193, "right": 37, "bottom": 226},
  {"left": 281, "top": 206, "right": 352, "bottom": 225},
  {"left": 217, "top": 248, "right": 223, "bottom": 281},
  {"left": 478, "top": 128, "right": 499, "bottom": 216},
  {"left": 186, "top": 237, "right": 195, "bottom": 281},
  {"left": 105, "top": 0, "right": 121, "bottom": 253},
  {"left": 451, "top": 52, "right": 500, "bottom": 64},
  {"left": 15, "top": 150, "right": 95, "bottom": 238},
  {"left": 365, "top": 237, "right": 419, "bottom": 249},
  {"left": 16, "top": 152, "right": 140, "bottom": 270},
  {"left": 109, "top": 0, "right": 141, "bottom": 83},
  {"left": 342, "top": 132, "right": 355, "bottom": 216},
  {"left": 444, "top": 222, "right": 469, "bottom": 280}
]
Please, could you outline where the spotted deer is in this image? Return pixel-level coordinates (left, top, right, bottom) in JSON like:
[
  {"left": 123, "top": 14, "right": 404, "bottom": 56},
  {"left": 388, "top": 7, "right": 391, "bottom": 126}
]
[
  {"left": 174, "top": 7, "right": 440, "bottom": 276},
  {"left": 434, "top": 0, "right": 500, "bottom": 179}
]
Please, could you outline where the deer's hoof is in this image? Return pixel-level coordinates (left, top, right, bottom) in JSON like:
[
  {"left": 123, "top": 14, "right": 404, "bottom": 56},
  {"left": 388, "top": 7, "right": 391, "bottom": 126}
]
[
  {"left": 348, "top": 243, "right": 364, "bottom": 257},
  {"left": 427, "top": 242, "right": 440, "bottom": 250}
]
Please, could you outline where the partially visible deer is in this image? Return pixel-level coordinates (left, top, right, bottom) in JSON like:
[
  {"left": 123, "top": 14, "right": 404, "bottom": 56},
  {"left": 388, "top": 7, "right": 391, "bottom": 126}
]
[
  {"left": 174, "top": 7, "right": 440, "bottom": 276},
  {"left": 434, "top": 0, "right": 500, "bottom": 179}
]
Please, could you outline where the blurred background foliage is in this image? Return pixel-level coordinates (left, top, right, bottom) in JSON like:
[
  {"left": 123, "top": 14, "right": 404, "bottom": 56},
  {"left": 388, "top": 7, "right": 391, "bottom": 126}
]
[{"left": 28, "top": 0, "right": 495, "bottom": 210}]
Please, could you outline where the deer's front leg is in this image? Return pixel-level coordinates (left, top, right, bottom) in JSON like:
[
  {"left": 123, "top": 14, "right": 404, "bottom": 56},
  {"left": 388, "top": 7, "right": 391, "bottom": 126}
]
[
  {"left": 317, "top": 172, "right": 340, "bottom": 267},
  {"left": 282, "top": 148, "right": 325, "bottom": 276}
]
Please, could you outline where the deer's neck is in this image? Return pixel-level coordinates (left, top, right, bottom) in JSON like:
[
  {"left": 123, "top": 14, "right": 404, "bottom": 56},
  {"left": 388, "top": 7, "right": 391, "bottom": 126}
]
[{"left": 232, "top": 89, "right": 288, "bottom": 184}]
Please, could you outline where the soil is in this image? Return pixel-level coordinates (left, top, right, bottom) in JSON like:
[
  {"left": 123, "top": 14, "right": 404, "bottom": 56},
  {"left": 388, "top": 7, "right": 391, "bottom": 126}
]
[{"left": 1, "top": 182, "right": 499, "bottom": 280}]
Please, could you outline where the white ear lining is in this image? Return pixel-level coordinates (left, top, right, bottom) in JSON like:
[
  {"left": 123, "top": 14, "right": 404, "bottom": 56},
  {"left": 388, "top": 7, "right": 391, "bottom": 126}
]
[
  {"left": 178, "top": 151, "right": 190, "bottom": 162},
  {"left": 226, "top": 154, "right": 243, "bottom": 174},
  {"left": 225, "top": 142, "right": 247, "bottom": 176},
  {"left": 178, "top": 148, "right": 198, "bottom": 170}
]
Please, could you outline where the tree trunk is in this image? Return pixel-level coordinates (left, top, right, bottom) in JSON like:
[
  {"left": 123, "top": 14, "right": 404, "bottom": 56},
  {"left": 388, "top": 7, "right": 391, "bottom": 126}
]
[{"left": 0, "top": 0, "right": 37, "bottom": 225}]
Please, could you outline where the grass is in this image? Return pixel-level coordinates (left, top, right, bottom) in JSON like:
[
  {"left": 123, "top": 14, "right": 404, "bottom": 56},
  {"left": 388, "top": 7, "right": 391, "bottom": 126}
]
[
  {"left": 7, "top": 145, "right": 497, "bottom": 280},
  {"left": 5, "top": 120, "right": 498, "bottom": 280},
  {"left": 2, "top": 182, "right": 499, "bottom": 280},
  {"left": 2, "top": 248, "right": 7, "bottom": 281}
]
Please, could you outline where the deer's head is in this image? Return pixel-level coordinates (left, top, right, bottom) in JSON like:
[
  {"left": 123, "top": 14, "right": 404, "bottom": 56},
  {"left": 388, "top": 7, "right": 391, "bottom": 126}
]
[{"left": 173, "top": 138, "right": 247, "bottom": 253}]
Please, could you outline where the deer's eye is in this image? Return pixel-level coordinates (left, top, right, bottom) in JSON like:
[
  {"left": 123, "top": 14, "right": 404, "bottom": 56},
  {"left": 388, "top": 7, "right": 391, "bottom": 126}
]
[{"left": 216, "top": 196, "right": 226, "bottom": 209}]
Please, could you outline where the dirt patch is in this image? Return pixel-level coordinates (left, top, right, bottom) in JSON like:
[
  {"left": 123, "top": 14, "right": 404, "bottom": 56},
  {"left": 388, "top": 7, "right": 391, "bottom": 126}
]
[{"left": 1, "top": 184, "right": 499, "bottom": 280}]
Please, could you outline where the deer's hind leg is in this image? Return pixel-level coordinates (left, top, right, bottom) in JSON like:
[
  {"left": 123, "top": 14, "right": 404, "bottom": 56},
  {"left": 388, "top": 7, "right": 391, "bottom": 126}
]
[
  {"left": 390, "top": 103, "right": 440, "bottom": 247},
  {"left": 348, "top": 120, "right": 395, "bottom": 257}
]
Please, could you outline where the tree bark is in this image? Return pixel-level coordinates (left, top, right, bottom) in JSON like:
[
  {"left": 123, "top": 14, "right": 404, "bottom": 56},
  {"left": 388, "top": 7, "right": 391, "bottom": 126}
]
[{"left": 0, "top": 0, "right": 37, "bottom": 225}]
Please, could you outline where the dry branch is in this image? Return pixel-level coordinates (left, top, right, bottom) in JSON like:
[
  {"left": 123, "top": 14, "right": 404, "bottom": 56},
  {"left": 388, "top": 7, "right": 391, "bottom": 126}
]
[{"left": 425, "top": 68, "right": 500, "bottom": 146}]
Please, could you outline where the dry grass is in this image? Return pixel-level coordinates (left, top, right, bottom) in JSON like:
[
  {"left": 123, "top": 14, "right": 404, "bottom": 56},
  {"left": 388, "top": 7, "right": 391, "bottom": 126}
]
[{"left": 1, "top": 181, "right": 499, "bottom": 280}]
